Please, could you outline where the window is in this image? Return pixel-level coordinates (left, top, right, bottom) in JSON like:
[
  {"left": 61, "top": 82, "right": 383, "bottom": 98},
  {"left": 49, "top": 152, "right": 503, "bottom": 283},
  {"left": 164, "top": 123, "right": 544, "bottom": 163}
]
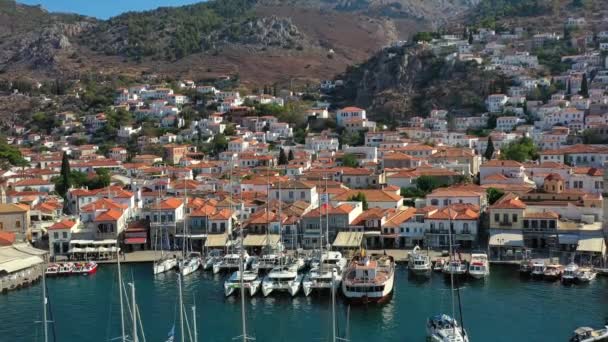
[
  {"left": 503, "top": 213, "right": 509, "bottom": 223},
  {"left": 406, "top": 228, "right": 410, "bottom": 233},
  {"left": 300, "top": 191, "right": 305, "bottom": 199},
  {"left": 53, "top": 232, "right": 58, "bottom": 239},
  {"left": 549, "top": 220, "right": 556, "bottom": 229},
  {"left": 512, "top": 214, "right": 518, "bottom": 223},
  {"left": 494, "top": 213, "right": 499, "bottom": 222},
  {"left": 431, "top": 199, "right": 439, "bottom": 206},
  {"left": 220, "top": 222, "right": 226, "bottom": 231},
  {"left": 289, "top": 191, "right": 294, "bottom": 199},
  {"left": 524, "top": 220, "right": 529, "bottom": 229},
  {"left": 15, "top": 220, "right": 20, "bottom": 228},
  {"left": 62, "top": 232, "right": 68, "bottom": 239}
]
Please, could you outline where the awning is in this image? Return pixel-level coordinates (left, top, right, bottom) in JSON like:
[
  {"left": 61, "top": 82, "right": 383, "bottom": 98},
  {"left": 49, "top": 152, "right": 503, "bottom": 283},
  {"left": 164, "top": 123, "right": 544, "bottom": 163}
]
[
  {"left": 489, "top": 231, "right": 524, "bottom": 247},
  {"left": 70, "top": 240, "right": 94, "bottom": 245},
  {"left": 92, "top": 239, "right": 117, "bottom": 245},
  {"left": 333, "top": 232, "right": 364, "bottom": 248},
  {"left": 0, "top": 256, "right": 44, "bottom": 274},
  {"left": 576, "top": 237, "right": 606, "bottom": 254},
  {"left": 243, "top": 234, "right": 280, "bottom": 247},
  {"left": 205, "top": 233, "right": 228, "bottom": 248},
  {"left": 125, "top": 237, "right": 147, "bottom": 245},
  {"left": 70, "top": 247, "right": 84, "bottom": 253},
  {"left": 558, "top": 234, "right": 579, "bottom": 245}
]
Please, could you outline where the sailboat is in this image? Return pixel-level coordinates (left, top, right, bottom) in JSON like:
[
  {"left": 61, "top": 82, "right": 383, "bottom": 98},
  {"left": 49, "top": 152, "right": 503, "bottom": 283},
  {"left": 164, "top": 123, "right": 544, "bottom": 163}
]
[
  {"left": 179, "top": 181, "right": 201, "bottom": 276},
  {"left": 426, "top": 207, "right": 469, "bottom": 342},
  {"left": 153, "top": 224, "right": 178, "bottom": 275}
]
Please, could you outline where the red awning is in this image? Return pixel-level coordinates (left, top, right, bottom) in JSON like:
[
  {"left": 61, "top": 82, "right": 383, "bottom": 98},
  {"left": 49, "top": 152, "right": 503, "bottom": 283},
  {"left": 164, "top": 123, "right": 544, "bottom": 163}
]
[{"left": 124, "top": 237, "right": 147, "bottom": 245}]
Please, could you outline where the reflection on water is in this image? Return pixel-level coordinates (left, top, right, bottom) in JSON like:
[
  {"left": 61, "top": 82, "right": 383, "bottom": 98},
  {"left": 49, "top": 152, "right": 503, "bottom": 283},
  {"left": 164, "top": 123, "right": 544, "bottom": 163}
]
[{"left": 0, "top": 264, "right": 606, "bottom": 341}]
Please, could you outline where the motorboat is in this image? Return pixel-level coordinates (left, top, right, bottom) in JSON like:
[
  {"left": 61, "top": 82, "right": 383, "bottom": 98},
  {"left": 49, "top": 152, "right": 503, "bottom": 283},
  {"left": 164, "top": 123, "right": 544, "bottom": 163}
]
[
  {"left": 224, "top": 270, "right": 262, "bottom": 297},
  {"left": 302, "top": 251, "right": 346, "bottom": 296},
  {"left": 530, "top": 260, "right": 546, "bottom": 278},
  {"left": 213, "top": 253, "right": 250, "bottom": 274},
  {"left": 570, "top": 325, "right": 608, "bottom": 342},
  {"left": 45, "top": 264, "right": 60, "bottom": 276},
  {"left": 468, "top": 253, "right": 490, "bottom": 279},
  {"left": 203, "top": 250, "right": 223, "bottom": 271},
  {"left": 561, "top": 263, "right": 579, "bottom": 284},
  {"left": 58, "top": 263, "right": 75, "bottom": 275},
  {"left": 543, "top": 264, "right": 563, "bottom": 281},
  {"left": 442, "top": 260, "right": 467, "bottom": 276},
  {"left": 261, "top": 264, "right": 303, "bottom": 297},
  {"left": 519, "top": 259, "right": 533, "bottom": 275},
  {"left": 433, "top": 259, "right": 446, "bottom": 272},
  {"left": 408, "top": 246, "right": 432, "bottom": 276},
  {"left": 576, "top": 268, "right": 597, "bottom": 283},
  {"left": 341, "top": 253, "right": 395, "bottom": 304},
  {"left": 70, "top": 262, "right": 98, "bottom": 275},
  {"left": 153, "top": 255, "right": 178, "bottom": 275},
  {"left": 179, "top": 252, "right": 202, "bottom": 276},
  {"left": 426, "top": 314, "right": 469, "bottom": 342}
]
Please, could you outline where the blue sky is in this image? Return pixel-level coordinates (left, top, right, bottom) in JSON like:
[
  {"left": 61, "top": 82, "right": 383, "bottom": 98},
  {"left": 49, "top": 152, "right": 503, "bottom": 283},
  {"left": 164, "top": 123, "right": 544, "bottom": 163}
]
[{"left": 18, "top": 0, "right": 204, "bottom": 19}]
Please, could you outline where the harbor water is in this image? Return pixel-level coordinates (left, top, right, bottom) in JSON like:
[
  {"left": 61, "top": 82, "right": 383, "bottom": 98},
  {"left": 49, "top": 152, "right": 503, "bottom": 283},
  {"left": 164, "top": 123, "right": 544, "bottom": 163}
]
[{"left": 1, "top": 263, "right": 607, "bottom": 341}]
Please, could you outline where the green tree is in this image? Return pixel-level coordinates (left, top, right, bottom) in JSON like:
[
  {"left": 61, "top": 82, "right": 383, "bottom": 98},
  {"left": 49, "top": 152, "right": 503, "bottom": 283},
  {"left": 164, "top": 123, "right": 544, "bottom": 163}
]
[
  {"left": 211, "top": 134, "right": 228, "bottom": 154},
  {"left": 484, "top": 135, "right": 495, "bottom": 160},
  {"left": 579, "top": 73, "right": 588, "bottom": 98},
  {"left": 57, "top": 152, "right": 71, "bottom": 197},
  {"left": 500, "top": 137, "right": 538, "bottom": 162},
  {"left": 223, "top": 124, "right": 236, "bottom": 136},
  {"left": 348, "top": 192, "right": 368, "bottom": 210},
  {"left": 288, "top": 149, "right": 294, "bottom": 161},
  {"left": 87, "top": 168, "right": 111, "bottom": 189},
  {"left": 487, "top": 187, "right": 505, "bottom": 205},
  {"left": 415, "top": 175, "right": 443, "bottom": 194},
  {"left": 0, "top": 142, "right": 28, "bottom": 167},
  {"left": 278, "top": 148, "right": 288, "bottom": 165},
  {"left": 468, "top": 31, "right": 474, "bottom": 45},
  {"left": 340, "top": 153, "right": 359, "bottom": 168}
]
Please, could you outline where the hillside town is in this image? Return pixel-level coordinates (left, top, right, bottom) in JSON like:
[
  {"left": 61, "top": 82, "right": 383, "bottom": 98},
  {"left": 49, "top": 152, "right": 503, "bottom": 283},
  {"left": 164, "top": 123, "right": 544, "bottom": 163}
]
[{"left": 2, "top": 17, "right": 608, "bottom": 295}]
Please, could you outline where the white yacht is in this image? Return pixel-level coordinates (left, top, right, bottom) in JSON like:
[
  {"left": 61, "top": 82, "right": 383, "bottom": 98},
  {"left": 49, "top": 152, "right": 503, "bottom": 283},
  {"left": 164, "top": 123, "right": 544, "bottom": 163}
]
[
  {"left": 302, "top": 251, "right": 347, "bottom": 296},
  {"left": 570, "top": 325, "right": 608, "bottom": 342},
  {"left": 576, "top": 267, "right": 597, "bottom": 283},
  {"left": 179, "top": 252, "right": 202, "bottom": 276},
  {"left": 468, "top": 253, "right": 490, "bottom": 279},
  {"left": 213, "top": 253, "right": 250, "bottom": 274},
  {"left": 203, "top": 250, "right": 223, "bottom": 271},
  {"left": 408, "top": 246, "right": 432, "bottom": 276},
  {"left": 224, "top": 270, "right": 262, "bottom": 297},
  {"left": 442, "top": 260, "right": 467, "bottom": 276},
  {"left": 153, "top": 255, "right": 178, "bottom": 275},
  {"left": 261, "top": 264, "right": 303, "bottom": 297},
  {"left": 427, "top": 314, "right": 469, "bottom": 342},
  {"left": 562, "top": 263, "right": 579, "bottom": 283},
  {"left": 530, "top": 259, "right": 546, "bottom": 278}
]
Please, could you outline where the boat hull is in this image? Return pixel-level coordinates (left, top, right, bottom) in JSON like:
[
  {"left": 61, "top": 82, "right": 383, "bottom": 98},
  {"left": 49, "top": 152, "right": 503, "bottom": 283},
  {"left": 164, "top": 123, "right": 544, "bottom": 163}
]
[{"left": 342, "top": 272, "right": 394, "bottom": 304}]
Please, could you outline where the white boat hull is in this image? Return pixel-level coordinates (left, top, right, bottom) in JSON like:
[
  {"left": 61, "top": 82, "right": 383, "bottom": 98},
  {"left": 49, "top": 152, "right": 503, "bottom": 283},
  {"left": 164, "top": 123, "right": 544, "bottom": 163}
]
[
  {"left": 153, "top": 258, "right": 178, "bottom": 275},
  {"left": 180, "top": 258, "right": 201, "bottom": 276},
  {"left": 262, "top": 275, "right": 303, "bottom": 297},
  {"left": 342, "top": 271, "right": 394, "bottom": 303}
]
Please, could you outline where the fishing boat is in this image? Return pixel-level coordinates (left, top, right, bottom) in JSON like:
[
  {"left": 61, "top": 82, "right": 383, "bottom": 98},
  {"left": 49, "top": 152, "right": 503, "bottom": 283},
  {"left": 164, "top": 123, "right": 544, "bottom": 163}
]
[
  {"left": 426, "top": 314, "right": 469, "bottom": 342},
  {"left": 408, "top": 246, "right": 432, "bottom": 276},
  {"left": 562, "top": 263, "right": 579, "bottom": 284},
  {"left": 224, "top": 270, "right": 262, "bottom": 297},
  {"left": 179, "top": 252, "right": 202, "bottom": 276},
  {"left": 570, "top": 325, "right": 608, "bottom": 342},
  {"left": 433, "top": 258, "right": 446, "bottom": 272},
  {"left": 261, "top": 264, "right": 303, "bottom": 297},
  {"left": 543, "top": 263, "right": 563, "bottom": 281},
  {"left": 530, "top": 260, "right": 546, "bottom": 278},
  {"left": 576, "top": 267, "right": 597, "bottom": 283},
  {"left": 203, "top": 250, "right": 223, "bottom": 271},
  {"left": 519, "top": 259, "right": 533, "bottom": 275},
  {"left": 213, "top": 253, "right": 250, "bottom": 274},
  {"left": 302, "top": 251, "right": 347, "bottom": 296},
  {"left": 58, "top": 262, "right": 74, "bottom": 275},
  {"left": 341, "top": 253, "right": 395, "bottom": 304},
  {"left": 442, "top": 260, "right": 467, "bottom": 277},
  {"left": 468, "top": 253, "right": 490, "bottom": 279}
]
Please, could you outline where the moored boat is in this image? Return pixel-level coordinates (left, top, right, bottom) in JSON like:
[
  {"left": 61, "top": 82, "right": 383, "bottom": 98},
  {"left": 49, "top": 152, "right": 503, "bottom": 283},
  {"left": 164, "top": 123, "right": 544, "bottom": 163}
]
[
  {"left": 153, "top": 256, "right": 178, "bottom": 275},
  {"left": 213, "top": 253, "right": 250, "bottom": 274},
  {"left": 562, "top": 263, "right": 579, "bottom": 284},
  {"left": 302, "top": 251, "right": 346, "bottom": 296},
  {"left": 224, "top": 270, "right": 261, "bottom": 297},
  {"left": 576, "top": 267, "right": 597, "bottom": 283},
  {"left": 261, "top": 264, "right": 302, "bottom": 297},
  {"left": 203, "top": 250, "right": 223, "bottom": 271},
  {"left": 341, "top": 253, "right": 395, "bottom": 304},
  {"left": 543, "top": 264, "right": 563, "bottom": 281},
  {"left": 468, "top": 253, "right": 489, "bottom": 279},
  {"left": 443, "top": 260, "right": 467, "bottom": 277},
  {"left": 408, "top": 246, "right": 431, "bottom": 276},
  {"left": 530, "top": 260, "right": 546, "bottom": 278},
  {"left": 180, "top": 252, "right": 202, "bottom": 276},
  {"left": 433, "top": 259, "right": 446, "bottom": 272},
  {"left": 45, "top": 263, "right": 60, "bottom": 276},
  {"left": 519, "top": 259, "right": 533, "bottom": 276}
]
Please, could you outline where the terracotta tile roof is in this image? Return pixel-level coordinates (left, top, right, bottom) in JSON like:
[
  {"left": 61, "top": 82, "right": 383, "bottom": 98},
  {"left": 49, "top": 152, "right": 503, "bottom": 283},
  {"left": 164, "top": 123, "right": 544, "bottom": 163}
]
[
  {"left": 524, "top": 211, "right": 559, "bottom": 219},
  {"left": 210, "top": 208, "right": 232, "bottom": 220},
  {"left": 0, "top": 203, "right": 29, "bottom": 213},
  {"left": 340, "top": 106, "right": 365, "bottom": 112},
  {"left": 13, "top": 178, "right": 52, "bottom": 186},
  {"left": 149, "top": 198, "right": 184, "bottom": 210},
  {"left": 303, "top": 203, "right": 355, "bottom": 218},
  {"left": 383, "top": 207, "right": 417, "bottom": 228},
  {"left": 484, "top": 173, "right": 509, "bottom": 181},
  {"left": 48, "top": 220, "right": 77, "bottom": 230},
  {"left": 94, "top": 209, "right": 123, "bottom": 222},
  {"left": 81, "top": 198, "right": 128, "bottom": 212},
  {"left": 332, "top": 189, "right": 402, "bottom": 202},
  {"left": 490, "top": 193, "right": 527, "bottom": 209},
  {"left": 544, "top": 173, "right": 563, "bottom": 181},
  {"left": 0, "top": 231, "right": 15, "bottom": 246},
  {"left": 482, "top": 160, "right": 523, "bottom": 167}
]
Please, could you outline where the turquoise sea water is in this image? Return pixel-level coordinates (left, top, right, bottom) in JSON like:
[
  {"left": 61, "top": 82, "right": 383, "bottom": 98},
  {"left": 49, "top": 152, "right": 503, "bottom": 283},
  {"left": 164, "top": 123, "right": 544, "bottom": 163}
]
[{"left": 1, "top": 264, "right": 607, "bottom": 342}]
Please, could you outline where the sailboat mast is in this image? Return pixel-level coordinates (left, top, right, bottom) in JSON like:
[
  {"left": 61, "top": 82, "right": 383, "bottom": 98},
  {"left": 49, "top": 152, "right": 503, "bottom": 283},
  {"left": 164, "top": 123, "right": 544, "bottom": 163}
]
[
  {"left": 178, "top": 274, "right": 185, "bottom": 342},
  {"left": 325, "top": 175, "right": 329, "bottom": 251},
  {"left": 331, "top": 271, "right": 336, "bottom": 342},
  {"left": 117, "top": 249, "right": 126, "bottom": 342},
  {"left": 42, "top": 265, "right": 48, "bottom": 342},
  {"left": 129, "top": 283, "right": 138, "bottom": 342},
  {"left": 192, "top": 305, "right": 198, "bottom": 342},
  {"left": 447, "top": 207, "right": 456, "bottom": 336}
]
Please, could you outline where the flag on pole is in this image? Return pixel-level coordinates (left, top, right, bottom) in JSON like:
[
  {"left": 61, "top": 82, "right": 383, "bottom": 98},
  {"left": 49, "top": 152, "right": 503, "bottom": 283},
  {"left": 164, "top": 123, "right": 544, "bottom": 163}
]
[{"left": 166, "top": 325, "right": 175, "bottom": 342}]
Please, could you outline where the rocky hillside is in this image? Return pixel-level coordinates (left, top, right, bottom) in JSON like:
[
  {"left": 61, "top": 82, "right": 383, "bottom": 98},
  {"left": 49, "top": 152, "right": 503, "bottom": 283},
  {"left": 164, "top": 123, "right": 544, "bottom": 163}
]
[
  {"left": 0, "top": 0, "right": 481, "bottom": 84},
  {"left": 334, "top": 44, "right": 506, "bottom": 123}
]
